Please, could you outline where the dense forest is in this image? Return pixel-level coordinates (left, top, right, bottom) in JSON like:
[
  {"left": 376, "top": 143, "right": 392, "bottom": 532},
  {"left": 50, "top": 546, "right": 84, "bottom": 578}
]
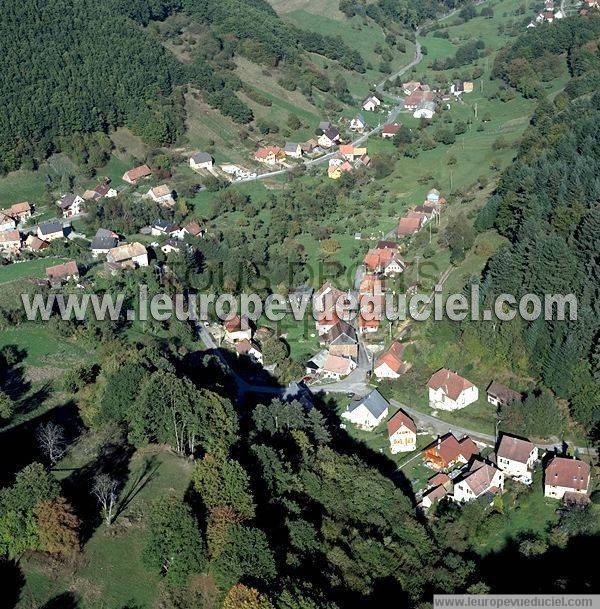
[
  {"left": 0, "top": 0, "right": 371, "bottom": 173},
  {"left": 474, "top": 16, "right": 600, "bottom": 441}
]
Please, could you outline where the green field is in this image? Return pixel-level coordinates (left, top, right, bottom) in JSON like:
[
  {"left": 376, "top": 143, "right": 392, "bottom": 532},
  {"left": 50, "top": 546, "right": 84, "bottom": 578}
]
[{"left": 0, "top": 257, "right": 70, "bottom": 284}]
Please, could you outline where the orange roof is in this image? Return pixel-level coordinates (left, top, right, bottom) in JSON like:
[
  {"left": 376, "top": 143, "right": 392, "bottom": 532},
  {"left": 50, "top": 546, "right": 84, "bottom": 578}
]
[
  {"left": 323, "top": 354, "right": 354, "bottom": 375},
  {"left": 387, "top": 409, "right": 416, "bottom": 436},
  {"left": 0, "top": 230, "right": 20, "bottom": 244},
  {"left": 340, "top": 161, "right": 353, "bottom": 172},
  {"left": 46, "top": 260, "right": 78, "bottom": 280},
  {"left": 423, "top": 433, "right": 479, "bottom": 467},
  {"left": 359, "top": 273, "right": 384, "bottom": 295},
  {"left": 123, "top": 164, "right": 152, "bottom": 182},
  {"left": 375, "top": 341, "right": 406, "bottom": 374},
  {"left": 255, "top": 145, "right": 282, "bottom": 159},
  {"left": 428, "top": 472, "right": 450, "bottom": 487},
  {"left": 427, "top": 368, "right": 474, "bottom": 401},
  {"left": 10, "top": 202, "right": 31, "bottom": 215},
  {"left": 316, "top": 311, "right": 341, "bottom": 326},
  {"left": 363, "top": 247, "right": 396, "bottom": 271},
  {"left": 397, "top": 217, "right": 423, "bottom": 236},
  {"left": 358, "top": 316, "right": 380, "bottom": 330},
  {"left": 339, "top": 144, "right": 354, "bottom": 156},
  {"left": 382, "top": 123, "right": 400, "bottom": 135}
]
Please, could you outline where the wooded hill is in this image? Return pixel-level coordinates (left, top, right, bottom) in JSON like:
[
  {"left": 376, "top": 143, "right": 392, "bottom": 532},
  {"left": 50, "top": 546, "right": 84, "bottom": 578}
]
[{"left": 0, "top": 0, "right": 370, "bottom": 173}]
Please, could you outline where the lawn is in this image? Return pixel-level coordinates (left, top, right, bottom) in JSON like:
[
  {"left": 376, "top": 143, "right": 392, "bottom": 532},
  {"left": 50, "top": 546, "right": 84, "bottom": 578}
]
[
  {"left": 0, "top": 257, "right": 69, "bottom": 284},
  {"left": 19, "top": 447, "right": 194, "bottom": 609}
]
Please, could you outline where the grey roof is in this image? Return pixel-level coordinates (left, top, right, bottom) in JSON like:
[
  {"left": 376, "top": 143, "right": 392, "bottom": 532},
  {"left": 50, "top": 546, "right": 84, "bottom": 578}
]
[
  {"left": 325, "top": 319, "right": 357, "bottom": 345},
  {"left": 418, "top": 100, "right": 436, "bottom": 111},
  {"left": 59, "top": 194, "right": 77, "bottom": 209},
  {"left": 91, "top": 228, "right": 118, "bottom": 252},
  {"left": 191, "top": 152, "right": 212, "bottom": 163},
  {"left": 306, "top": 349, "right": 329, "bottom": 370},
  {"left": 348, "top": 389, "right": 389, "bottom": 418},
  {"left": 38, "top": 220, "right": 63, "bottom": 235},
  {"left": 153, "top": 219, "right": 171, "bottom": 231},
  {"left": 284, "top": 142, "right": 300, "bottom": 152},
  {"left": 323, "top": 127, "right": 340, "bottom": 140},
  {"left": 319, "top": 121, "right": 332, "bottom": 131}
]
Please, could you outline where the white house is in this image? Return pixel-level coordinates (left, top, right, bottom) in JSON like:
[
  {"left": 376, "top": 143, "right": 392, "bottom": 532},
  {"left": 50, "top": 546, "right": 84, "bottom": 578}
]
[
  {"left": 37, "top": 221, "right": 64, "bottom": 242},
  {"left": 362, "top": 94, "right": 381, "bottom": 112},
  {"left": 426, "top": 188, "right": 440, "bottom": 203},
  {"left": 189, "top": 152, "right": 214, "bottom": 171},
  {"left": 0, "top": 230, "right": 21, "bottom": 254},
  {"left": 350, "top": 114, "right": 366, "bottom": 132},
  {"left": 544, "top": 457, "right": 590, "bottom": 500},
  {"left": 146, "top": 185, "right": 174, "bottom": 206},
  {"left": 427, "top": 368, "right": 478, "bottom": 411},
  {"left": 387, "top": 409, "right": 417, "bottom": 453},
  {"left": 223, "top": 315, "right": 253, "bottom": 343},
  {"left": 413, "top": 101, "right": 436, "bottom": 119},
  {"left": 341, "top": 389, "right": 389, "bottom": 431},
  {"left": 236, "top": 339, "right": 263, "bottom": 364},
  {"left": 0, "top": 213, "right": 16, "bottom": 233},
  {"left": 453, "top": 461, "right": 505, "bottom": 503},
  {"left": 496, "top": 435, "right": 538, "bottom": 484},
  {"left": 373, "top": 341, "right": 408, "bottom": 380},
  {"left": 321, "top": 354, "right": 356, "bottom": 380},
  {"left": 421, "top": 484, "right": 449, "bottom": 510},
  {"left": 284, "top": 142, "right": 303, "bottom": 158},
  {"left": 106, "top": 242, "right": 148, "bottom": 269},
  {"left": 90, "top": 228, "right": 119, "bottom": 257},
  {"left": 57, "top": 194, "right": 84, "bottom": 218}
]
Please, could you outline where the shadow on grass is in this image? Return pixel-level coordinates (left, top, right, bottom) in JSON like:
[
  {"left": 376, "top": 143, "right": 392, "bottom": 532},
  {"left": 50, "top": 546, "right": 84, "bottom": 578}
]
[
  {"left": 39, "top": 591, "right": 80, "bottom": 609},
  {"left": 113, "top": 454, "right": 161, "bottom": 520},
  {"left": 1, "top": 558, "right": 25, "bottom": 609}
]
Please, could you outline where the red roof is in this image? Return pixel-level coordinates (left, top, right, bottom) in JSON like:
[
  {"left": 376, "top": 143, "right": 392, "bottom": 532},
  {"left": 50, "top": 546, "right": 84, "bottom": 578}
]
[
  {"left": 46, "top": 260, "right": 78, "bottom": 280},
  {"left": 428, "top": 472, "right": 450, "bottom": 488},
  {"left": 427, "top": 368, "right": 474, "bottom": 401},
  {"left": 255, "top": 145, "right": 282, "bottom": 159},
  {"left": 424, "top": 433, "right": 479, "bottom": 466},
  {"left": 387, "top": 409, "right": 416, "bottom": 436},
  {"left": 123, "top": 164, "right": 152, "bottom": 182},
  {"left": 382, "top": 123, "right": 401, "bottom": 135},
  {"left": 397, "top": 217, "right": 423, "bottom": 236},
  {"left": 375, "top": 341, "right": 406, "bottom": 374},
  {"left": 545, "top": 457, "right": 590, "bottom": 491},
  {"left": 497, "top": 435, "right": 535, "bottom": 464}
]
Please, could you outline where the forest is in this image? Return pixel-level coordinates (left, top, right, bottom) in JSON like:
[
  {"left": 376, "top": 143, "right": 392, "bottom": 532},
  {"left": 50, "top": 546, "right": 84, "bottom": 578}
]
[{"left": 473, "top": 16, "right": 600, "bottom": 441}]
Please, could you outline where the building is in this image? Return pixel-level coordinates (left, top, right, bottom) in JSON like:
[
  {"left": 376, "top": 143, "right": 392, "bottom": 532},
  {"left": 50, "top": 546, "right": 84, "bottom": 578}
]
[
  {"left": 254, "top": 145, "right": 284, "bottom": 165},
  {"left": 373, "top": 341, "right": 409, "bottom": 379},
  {"left": 362, "top": 94, "right": 381, "bottom": 112},
  {"left": 57, "top": 194, "right": 84, "bottom": 218},
  {"left": 496, "top": 434, "right": 538, "bottom": 484},
  {"left": 426, "top": 188, "right": 440, "bottom": 203},
  {"left": 413, "top": 101, "right": 436, "bottom": 119},
  {"left": 151, "top": 219, "right": 180, "bottom": 237},
  {"left": 305, "top": 349, "right": 329, "bottom": 375},
  {"left": 342, "top": 389, "right": 389, "bottom": 430},
  {"left": 544, "top": 457, "right": 590, "bottom": 499},
  {"left": 189, "top": 152, "right": 214, "bottom": 171},
  {"left": 318, "top": 127, "right": 341, "bottom": 149},
  {"left": 322, "top": 319, "right": 359, "bottom": 359},
  {"left": 236, "top": 339, "right": 263, "bottom": 364},
  {"left": 453, "top": 460, "right": 505, "bottom": 503},
  {"left": 423, "top": 433, "right": 479, "bottom": 470},
  {"left": 315, "top": 311, "right": 341, "bottom": 336},
  {"left": 421, "top": 483, "right": 449, "bottom": 510},
  {"left": 106, "top": 242, "right": 148, "bottom": 269},
  {"left": 24, "top": 235, "right": 49, "bottom": 252},
  {"left": 427, "top": 368, "right": 479, "bottom": 411},
  {"left": 122, "top": 164, "right": 152, "bottom": 185},
  {"left": 284, "top": 142, "right": 303, "bottom": 158},
  {"left": 486, "top": 381, "right": 522, "bottom": 407},
  {"left": 397, "top": 216, "right": 424, "bottom": 237},
  {"left": 223, "top": 315, "right": 253, "bottom": 343},
  {"left": 321, "top": 354, "right": 357, "bottom": 380},
  {"left": 382, "top": 123, "right": 401, "bottom": 139},
  {"left": 404, "top": 90, "right": 434, "bottom": 110},
  {"left": 182, "top": 221, "right": 203, "bottom": 238},
  {"left": 387, "top": 409, "right": 417, "bottom": 453},
  {"left": 45, "top": 260, "right": 79, "bottom": 286},
  {"left": 91, "top": 228, "right": 119, "bottom": 257},
  {"left": 314, "top": 281, "right": 345, "bottom": 313},
  {"left": 0, "top": 213, "right": 17, "bottom": 233},
  {"left": 146, "top": 185, "right": 175, "bottom": 206},
  {"left": 2, "top": 202, "right": 32, "bottom": 223},
  {"left": 350, "top": 114, "right": 366, "bottom": 132},
  {"left": 402, "top": 81, "right": 422, "bottom": 95},
  {"left": 0, "top": 230, "right": 21, "bottom": 254},
  {"left": 161, "top": 239, "right": 181, "bottom": 254},
  {"left": 37, "top": 220, "right": 64, "bottom": 241}
]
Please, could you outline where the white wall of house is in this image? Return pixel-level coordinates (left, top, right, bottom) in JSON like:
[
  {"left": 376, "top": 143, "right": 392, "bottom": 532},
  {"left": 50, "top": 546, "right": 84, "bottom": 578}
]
[
  {"left": 373, "top": 362, "right": 400, "bottom": 380},
  {"left": 544, "top": 482, "right": 589, "bottom": 500},
  {"left": 341, "top": 404, "right": 386, "bottom": 431},
  {"left": 454, "top": 469, "right": 504, "bottom": 503},
  {"left": 497, "top": 448, "right": 538, "bottom": 479},
  {"left": 133, "top": 253, "right": 149, "bottom": 267},
  {"left": 428, "top": 385, "right": 478, "bottom": 411},
  {"left": 225, "top": 328, "right": 253, "bottom": 343},
  {"left": 389, "top": 427, "right": 416, "bottom": 453},
  {"left": 190, "top": 158, "right": 213, "bottom": 171}
]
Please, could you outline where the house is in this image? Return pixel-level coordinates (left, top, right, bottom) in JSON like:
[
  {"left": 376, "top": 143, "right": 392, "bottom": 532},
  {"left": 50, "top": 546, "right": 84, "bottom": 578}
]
[
  {"left": 3, "top": 202, "right": 32, "bottom": 222},
  {"left": 428, "top": 368, "right": 478, "bottom": 411},
  {"left": 300, "top": 139, "right": 319, "bottom": 154},
  {"left": 404, "top": 90, "right": 434, "bottom": 110},
  {"left": 24, "top": 235, "right": 49, "bottom": 252},
  {"left": 161, "top": 239, "right": 181, "bottom": 254},
  {"left": 421, "top": 483, "right": 449, "bottom": 510},
  {"left": 453, "top": 460, "right": 505, "bottom": 503},
  {"left": 223, "top": 315, "right": 253, "bottom": 343},
  {"left": 146, "top": 185, "right": 175, "bottom": 206},
  {"left": 37, "top": 220, "right": 64, "bottom": 241},
  {"left": 0, "top": 213, "right": 16, "bottom": 233},
  {"left": 91, "top": 228, "right": 119, "bottom": 257},
  {"left": 413, "top": 204, "right": 440, "bottom": 220},
  {"left": 318, "top": 121, "right": 333, "bottom": 132},
  {"left": 387, "top": 409, "right": 417, "bottom": 453},
  {"left": 413, "top": 101, "right": 436, "bottom": 119},
  {"left": 321, "top": 354, "right": 356, "bottom": 380},
  {"left": 350, "top": 114, "right": 366, "bottom": 132},
  {"left": 496, "top": 434, "right": 538, "bottom": 483},
  {"left": 57, "top": 194, "right": 84, "bottom": 218},
  {"left": 314, "top": 281, "right": 345, "bottom": 313},
  {"left": 406, "top": 210, "right": 431, "bottom": 225},
  {"left": 323, "top": 319, "right": 359, "bottom": 359},
  {"left": 189, "top": 152, "right": 214, "bottom": 171},
  {"left": 362, "top": 94, "right": 381, "bottom": 112},
  {"left": 402, "top": 81, "right": 422, "bottom": 95},
  {"left": 397, "top": 216, "right": 424, "bottom": 237},
  {"left": 45, "top": 260, "right": 79, "bottom": 285},
  {"left": 305, "top": 349, "right": 329, "bottom": 375},
  {"left": 151, "top": 219, "right": 181, "bottom": 237},
  {"left": 254, "top": 146, "right": 284, "bottom": 166},
  {"left": 423, "top": 433, "right": 479, "bottom": 470},
  {"left": 544, "top": 457, "right": 590, "bottom": 499},
  {"left": 377, "top": 240, "right": 397, "bottom": 250},
  {"left": 236, "top": 339, "right": 263, "bottom": 364},
  {"left": 342, "top": 389, "right": 389, "bottom": 430},
  {"left": 450, "top": 81, "right": 465, "bottom": 97},
  {"left": 381, "top": 123, "right": 401, "bottom": 139},
  {"left": 318, "top": 127, "right": 341, "bottom": 149},
  {"left": 83, "top": 184, "right": 117, "bottom": 200},
  {"left": 106, "top": 242, "right": 148, "bottom": 269},
  {"left": 426, "top": 188, "right": 441, "bottom": 203},
  {"left": 358, "top": 315, "right": 380, "bottom": 334},
  {"left": 373, "top": 341, "right": 409, "bottom": 379},
  {"left": 0, "top": 230, "right": 21, "bottom": 254},
  {"left": 284, "top": 142, "right": 303, "bottom": 158},
  {"left": 315, "top": 311, "right": 341, "bottom": 336},
  {"left": 486, "top": 381, "right": 522, "bottom": 407},
  {"left": 122, "top": 164, "right": 152, "bottom": 185}
]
